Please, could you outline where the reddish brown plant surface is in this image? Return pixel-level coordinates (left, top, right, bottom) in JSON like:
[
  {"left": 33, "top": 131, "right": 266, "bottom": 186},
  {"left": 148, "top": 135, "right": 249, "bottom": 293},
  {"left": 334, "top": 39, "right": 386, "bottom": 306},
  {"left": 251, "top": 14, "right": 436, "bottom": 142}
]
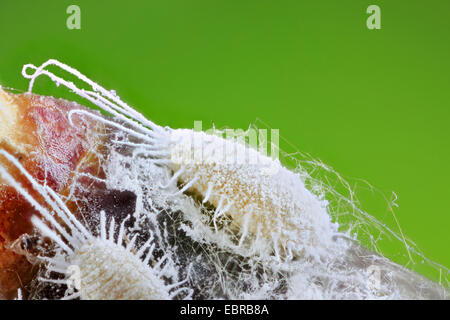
[{"left": 0, "top": 88, "right": 102, "bottom": 299}]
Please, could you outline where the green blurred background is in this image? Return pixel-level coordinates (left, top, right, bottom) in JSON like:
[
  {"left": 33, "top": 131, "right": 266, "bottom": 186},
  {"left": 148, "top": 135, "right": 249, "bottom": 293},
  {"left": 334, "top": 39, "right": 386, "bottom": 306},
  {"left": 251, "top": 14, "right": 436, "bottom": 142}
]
[{"left": 0, "top": 1, "right": 449, "bottom": 282}]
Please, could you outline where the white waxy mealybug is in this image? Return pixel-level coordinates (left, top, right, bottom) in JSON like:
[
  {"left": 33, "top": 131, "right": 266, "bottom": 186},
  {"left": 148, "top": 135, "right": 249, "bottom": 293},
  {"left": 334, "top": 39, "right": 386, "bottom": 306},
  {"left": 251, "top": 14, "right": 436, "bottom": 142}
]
[
  {"left": 166, "top": 129, "right": 336, "bottom": 259},
  {"left": 22, "top": 59, "right": 338, "bottom": 261},
  {"left": 0, "top": 150, "right": 191, "bottom": 300}
]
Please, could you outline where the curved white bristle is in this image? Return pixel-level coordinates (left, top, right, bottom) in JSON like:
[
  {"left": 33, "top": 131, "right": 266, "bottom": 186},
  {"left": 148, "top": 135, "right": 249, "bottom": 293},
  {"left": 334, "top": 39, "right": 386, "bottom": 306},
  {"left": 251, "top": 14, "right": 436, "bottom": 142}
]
[
  {"left": 45, "top": 186, "right": 91, "bottom": 242},
  {"left": 126, "top": 234, "right": 138, "bottom": 251},
  {"left": 100, "top": 211, "right": 106, "bottom": 241},
  {"left": 117, "top": 215, "right": 130, "bottom": 246},
  {"left": 108, "top": 217, "right": 116, "bottom": 242},
  {"left": 31, "top": 216, "right": 73, "bottom": 254},
  {"left": 22, "top": 59, "right": 162, "bottom": 134},
  {"left": 68, "top": 109, "right": 158, "bottom": 145},
  {"left": 136, "top": 238, "right": 153, "bottom": 258},
  {"left": 15, "top": 289, "right": 23, "bottom": 300}
]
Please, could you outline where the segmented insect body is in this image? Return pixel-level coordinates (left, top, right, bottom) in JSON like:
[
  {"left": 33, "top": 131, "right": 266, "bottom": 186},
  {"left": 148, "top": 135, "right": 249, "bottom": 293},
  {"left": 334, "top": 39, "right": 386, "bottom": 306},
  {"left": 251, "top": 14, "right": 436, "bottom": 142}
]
[
  {"left": 0, "top": 150, "right": 190, "bottom": 300},
  {"left": 166, "top": 129, "right": 337, "bottom": 258},
  {"left": 21, "top": 60, "right": 338, "bottom": 261}
]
